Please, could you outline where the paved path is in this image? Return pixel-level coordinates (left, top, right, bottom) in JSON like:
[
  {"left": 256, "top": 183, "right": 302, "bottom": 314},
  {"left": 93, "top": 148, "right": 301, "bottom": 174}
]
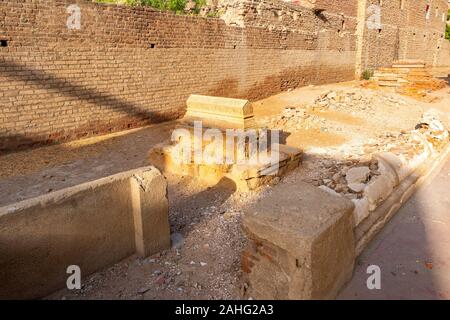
[{"left": 338, "top": 157, "right": 450, "bottom": 299}]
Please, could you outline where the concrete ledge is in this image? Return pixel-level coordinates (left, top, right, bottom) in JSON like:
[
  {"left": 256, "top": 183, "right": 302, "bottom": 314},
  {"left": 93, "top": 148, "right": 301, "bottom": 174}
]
[
  {"left": 242, "top": 181, "right": 355, "bottom": 299},
  {"left": 0, "top": 166, "right": 169, "bottom": 299}
]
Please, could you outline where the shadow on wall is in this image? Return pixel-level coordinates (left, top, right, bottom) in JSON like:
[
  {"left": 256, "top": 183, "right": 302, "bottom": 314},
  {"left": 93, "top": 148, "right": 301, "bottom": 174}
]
[{"left": 0, "top": 60, "right": 178, "bottom": 153}]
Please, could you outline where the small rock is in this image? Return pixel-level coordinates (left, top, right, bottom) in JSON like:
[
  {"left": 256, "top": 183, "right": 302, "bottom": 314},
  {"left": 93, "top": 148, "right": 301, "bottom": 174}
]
[
  {"left": 332, "top": 172, "right": 341, "bottom": 182},
  {"left": 327, "top": 91, "right": 337, "bottom": 99},
  {"left": 334, "top": 184, "right": 348, "bottom": 193},
  {"left": 344, "top": 193, "right": 358, "bottom": 200},
  {"left": 154, "top": 275, "right": 165, "bottom": 286},
  {"left": 152, "top": 270, "right": 162, "bottom": 276},
  {"left": 171, "top": 232, "right": 184, "bottom": 250},
  {"left": 138, "top": 286, "right": 151, "bottom": 294},
  {"left": 345, "top": 166, "right": 370, "bottom": 184},
  {"left": 144, "top": 258, "right": 156, "bottom": 264},
  {"left": 348, "top": 183, "right": 366, "bottom": 193}
]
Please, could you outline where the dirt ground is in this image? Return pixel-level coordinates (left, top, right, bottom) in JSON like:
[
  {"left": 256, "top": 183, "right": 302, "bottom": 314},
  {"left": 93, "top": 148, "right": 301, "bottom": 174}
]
[{"left": 1, "top": 75, "right": 449, "bottom": 300}]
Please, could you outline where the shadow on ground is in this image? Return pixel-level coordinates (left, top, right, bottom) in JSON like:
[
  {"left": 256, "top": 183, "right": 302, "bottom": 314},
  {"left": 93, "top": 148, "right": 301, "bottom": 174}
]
[{"left": 338, "top": 157, "right": 450, "bottom": 299}]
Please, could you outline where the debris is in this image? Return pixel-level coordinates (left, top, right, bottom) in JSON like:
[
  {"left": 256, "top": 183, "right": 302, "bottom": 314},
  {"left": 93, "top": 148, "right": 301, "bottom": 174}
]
[
  {"left": 345, "top": 167, "right": 370, "bottom": 184},
  {"left": 154, "top": 275, "right": 166, "bottom": 286},
  {"left": 138, "top": 286, "right": 151, "bottom": 294},
  {"left": 348, "top": 183, "right": 366, "bottom": 193}
]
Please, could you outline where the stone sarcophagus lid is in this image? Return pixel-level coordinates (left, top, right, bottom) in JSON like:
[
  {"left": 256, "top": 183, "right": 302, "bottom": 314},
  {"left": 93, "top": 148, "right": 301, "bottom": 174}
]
[{"left": 183, "top": 95, "right": 257, "bottom": 130}]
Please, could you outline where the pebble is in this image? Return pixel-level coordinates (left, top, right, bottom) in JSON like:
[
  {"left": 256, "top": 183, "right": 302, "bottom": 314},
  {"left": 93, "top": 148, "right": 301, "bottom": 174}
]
[{"left": 171, "top": 232, "right": 184, "bottom": 250}]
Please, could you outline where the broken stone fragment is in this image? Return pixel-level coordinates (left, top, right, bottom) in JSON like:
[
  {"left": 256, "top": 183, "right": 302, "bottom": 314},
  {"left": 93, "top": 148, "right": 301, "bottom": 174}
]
[
  {"left": 421, "top": 110, "right": 445, "bottom": 132},
  {"left": 352, "top": 197, "right": 370, "bottom": 225},
  {"left": 375, "top": 152, "right": 409, "bottom": 182},
  {"left": 327, "top": 91, "right": 337, "bottom": 99},
  {"left": 332, "top": 172, "right": 341, "bottom": 183},
  {"left": 347, "top": 182, "right": 366, "bottom": 193},
  {"left": 170, "top": 232, "right": 184, "bottom": 250},
  {"left": 344, "top": 193, "right": 358, "bottom": 200},
  {"left": 345, "top": 166, "right": 370, "bottom": 184},
  {"left": 363, "top": 175, "right": 395, "bottom": 211},
  {"left": 375, "top": 156, "right": 399, "bottom": 186}
]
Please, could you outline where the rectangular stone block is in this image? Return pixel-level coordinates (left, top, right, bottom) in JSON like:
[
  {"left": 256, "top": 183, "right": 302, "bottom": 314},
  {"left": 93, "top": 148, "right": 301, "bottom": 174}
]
[
  {"left": 242, "top": 181, "right": 355, "bottom": 299},
  {"left": 0, "top": 166, "right": 169, "bottom": 299},
  {"left": 131, "top": 169, "right": 170, "bottom": 257},
  {"left": 184, "top": 95, "right": 256, "bottom": 130}
]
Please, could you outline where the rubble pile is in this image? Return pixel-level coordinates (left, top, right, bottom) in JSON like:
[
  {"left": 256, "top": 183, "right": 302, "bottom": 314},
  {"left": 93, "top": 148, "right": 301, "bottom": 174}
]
[
  {"left": 315, "top": 110, "right": 449, "bottom": 225},
  {"left": 267, "top": 106, "right": 310, "bottom": 130},
  {"left": 267, "top": 89, "right": 408, "bottom": 131},
  {"left": 312, "top": 89, "right": 380, "bottom": 110}
]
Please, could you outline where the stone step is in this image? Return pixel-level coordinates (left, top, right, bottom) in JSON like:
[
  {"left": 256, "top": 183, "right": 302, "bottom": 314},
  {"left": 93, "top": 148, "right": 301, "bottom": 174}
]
[
  {"left": 406, "top": 76, "right": 432, "bottom": 82},
  {"left": 393, "top": 59, "right": 426, "bottom": 64},
  {"left": 373, "top": 72, "right": 402, "bottom": 78},
  {"left": 378, "top": 81, "right": 404, "bottom": 87},
  {"left": 392, "top": 64, "right": 426, "bottom": 68},
  {"left": 379, "top": 68, "right": 410, "bottom": 73}
]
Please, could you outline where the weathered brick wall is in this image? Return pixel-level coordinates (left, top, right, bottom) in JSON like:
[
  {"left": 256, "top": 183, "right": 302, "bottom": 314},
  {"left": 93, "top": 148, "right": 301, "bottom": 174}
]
[
  {"left": 437, "top": 39, "right": 450, "bottom": 67},
  {"left": 360, "top": 0, "right": 449, "bottom": 71},
  {"left": 0, "top": 0, "right": 448, "bottom": 152},
  {"left": 0, "top": 0, "right": 355, "bottom": 151}
]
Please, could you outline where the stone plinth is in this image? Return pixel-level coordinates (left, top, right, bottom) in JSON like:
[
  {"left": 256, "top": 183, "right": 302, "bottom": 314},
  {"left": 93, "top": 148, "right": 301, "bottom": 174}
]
[{"left": 242, "top": 181, "right": 355, "bottom": 299}]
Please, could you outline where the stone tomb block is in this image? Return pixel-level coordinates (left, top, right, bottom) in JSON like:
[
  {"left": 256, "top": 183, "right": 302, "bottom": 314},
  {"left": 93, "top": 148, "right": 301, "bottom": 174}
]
[
  {"left": 242, "top": 181, "right": 355, "bottom": 299},
  {"left": 183, "top": 94, "right": 257, "bottom": 130}
]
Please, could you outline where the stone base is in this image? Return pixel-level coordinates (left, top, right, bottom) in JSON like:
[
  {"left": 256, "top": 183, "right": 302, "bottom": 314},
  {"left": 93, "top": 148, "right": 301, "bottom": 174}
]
[
  {"left": 148, "top": 140, "right": 302, "bottom": 191},
  {"left": 241, "top": 181, "right": 355, "bottom": 299}
]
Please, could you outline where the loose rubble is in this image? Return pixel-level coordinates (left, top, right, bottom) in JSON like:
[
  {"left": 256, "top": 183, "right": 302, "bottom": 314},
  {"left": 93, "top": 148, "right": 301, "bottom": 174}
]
[{"left": 266, "top": 89, "right": 408, "bottom": 131}]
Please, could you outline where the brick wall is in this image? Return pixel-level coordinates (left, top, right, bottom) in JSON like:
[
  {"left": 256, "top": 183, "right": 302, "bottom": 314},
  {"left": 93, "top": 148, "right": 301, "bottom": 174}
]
[
  {"left": 0, "top": 0, "right": 448, "bottom": 152},
  {"left": 0, "top": 0, "right": 356, "bottom": 152},
  {"left": 360, "top": 0, "right": 449, "bottom": 71},
  {"left": 437, "top": 39, "right": 450, "bottom": 67}
]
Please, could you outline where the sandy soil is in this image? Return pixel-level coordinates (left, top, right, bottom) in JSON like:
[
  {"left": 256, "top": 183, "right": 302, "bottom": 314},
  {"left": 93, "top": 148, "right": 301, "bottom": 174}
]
[{"left": 1, "top": 78, "right": 449, "bottom": 300}]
